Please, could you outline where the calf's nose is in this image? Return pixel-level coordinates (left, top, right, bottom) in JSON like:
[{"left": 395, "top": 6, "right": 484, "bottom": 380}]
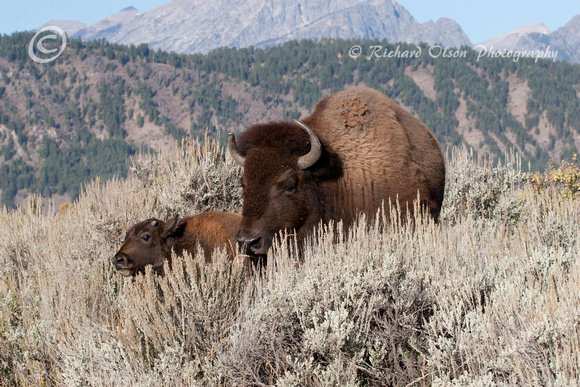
[{"left": 112, "top": 254, "right": 127, "bottom": 269}]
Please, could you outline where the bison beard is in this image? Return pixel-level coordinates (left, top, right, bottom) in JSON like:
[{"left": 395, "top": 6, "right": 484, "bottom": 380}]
[{"left": 229, "top": 87, "right": 445, "bottom": 260}]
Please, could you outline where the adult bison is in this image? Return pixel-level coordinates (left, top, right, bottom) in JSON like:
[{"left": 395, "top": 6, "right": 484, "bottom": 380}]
[
  {"left": 228, "top": 88, "right": 445, "bottom": 256},
  {"left": 112, "top": 212, "right": 241, "bottom": 276}
]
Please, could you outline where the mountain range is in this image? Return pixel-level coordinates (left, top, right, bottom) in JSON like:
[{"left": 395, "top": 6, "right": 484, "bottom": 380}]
[
  {"left": 43, "top": 0, "right": 471, "bottom": 53},
  {"left": 39, "top": 0, "right": 580, "bottom": 63},
  {"left": 1, "top": 33, "right": 579, "bottom": 209},
  {"left": 3, "top": 0, "right": 578, "bottom": 209},
  {"left": 478, "top": 16, "right": 580, "bottom": 64}
]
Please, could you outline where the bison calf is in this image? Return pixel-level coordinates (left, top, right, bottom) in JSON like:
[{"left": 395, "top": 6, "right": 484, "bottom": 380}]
[{"left": 112, "top": 212, "right": 241, "bottom": 276}]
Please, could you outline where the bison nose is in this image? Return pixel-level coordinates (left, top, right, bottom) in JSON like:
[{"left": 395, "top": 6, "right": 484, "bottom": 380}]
[
  {"left": 112, "top": 254, "right": 128, "bottom": 269},
  {"left": 238, "top": 237, "right": 263, "bottom": 256}
]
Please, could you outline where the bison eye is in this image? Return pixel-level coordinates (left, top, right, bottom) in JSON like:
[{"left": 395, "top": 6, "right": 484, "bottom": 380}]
[
  {"left": 285, "top": 183, "right": 297, "bottom": 193},
  {"left": 142, "top": 234, "right": 151, "bottom": 242}
]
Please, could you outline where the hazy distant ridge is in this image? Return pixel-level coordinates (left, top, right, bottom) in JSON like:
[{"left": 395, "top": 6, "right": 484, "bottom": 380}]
[
  {"left": 478, "top": 16, "right": 580, "bottom": 63},
  {"left": 61, "top": 0, "right": 472, "bottom": 53},
  {"left": 40, "top": 0, "right": 580, "bottom": 63}
]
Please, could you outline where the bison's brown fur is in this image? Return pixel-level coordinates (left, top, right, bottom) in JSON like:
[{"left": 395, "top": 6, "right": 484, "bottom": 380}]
[
  {"left": 112, "top": 212, "right": 241, "bottom": 276},
  {"left": 230, "top": 88, "right": 445, "bottom": 256}
]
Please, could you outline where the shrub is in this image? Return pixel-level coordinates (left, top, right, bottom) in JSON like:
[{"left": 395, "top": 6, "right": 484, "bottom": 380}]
[
  {"left": 441, "top": 147, "right": 527, "bottom": 226},
  {"left": 528, "top": 154, "right": 580, "bottom": 199},
  {"left": 220, "top": 221, "right": 434, "bottom": 385},
  {"left": 0, "top": 141, "right": 579, "bottom": 385}
]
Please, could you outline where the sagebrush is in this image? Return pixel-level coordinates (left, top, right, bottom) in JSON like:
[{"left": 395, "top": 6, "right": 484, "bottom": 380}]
[{"left": 0, "top": 141, "right": 578, "bottom": 386}]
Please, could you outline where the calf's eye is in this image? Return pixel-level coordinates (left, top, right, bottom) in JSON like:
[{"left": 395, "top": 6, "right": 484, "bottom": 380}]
[
  {"left": 285, "top": 184, "right": 297, "bottom": 192},
  {"left": 142, "top": 234, "right": 151, "bottom": 242}
]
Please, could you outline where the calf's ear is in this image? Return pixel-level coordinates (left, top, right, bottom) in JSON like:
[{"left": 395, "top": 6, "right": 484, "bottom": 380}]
[{"left": 161, "top": 216, "right": 186, "bottom": 238}]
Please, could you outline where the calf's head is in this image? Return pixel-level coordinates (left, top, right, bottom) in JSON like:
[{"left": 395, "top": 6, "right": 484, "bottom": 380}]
[{"left": 112, "top": 217, "right": 182, "bottom": 276}]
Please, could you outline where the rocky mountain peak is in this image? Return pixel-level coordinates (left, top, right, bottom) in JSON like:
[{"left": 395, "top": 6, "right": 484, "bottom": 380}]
[{"left": 69, "top": 0, "right": 471, "bottom": 53}]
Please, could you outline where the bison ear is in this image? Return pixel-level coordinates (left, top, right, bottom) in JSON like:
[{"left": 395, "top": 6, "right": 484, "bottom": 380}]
[{"left": 161, "top": 216, "right": 185, "bottom": 238}]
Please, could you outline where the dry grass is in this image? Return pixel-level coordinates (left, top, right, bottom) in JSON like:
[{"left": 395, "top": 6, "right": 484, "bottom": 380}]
[{"left": 0, "top": 140, "right": 578, "bottom": 385}]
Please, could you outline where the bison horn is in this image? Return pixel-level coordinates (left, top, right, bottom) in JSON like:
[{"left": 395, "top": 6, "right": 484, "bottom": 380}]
[
  {"left": 295, "top": 120, "right": 322, "bottom": 169},
  {"left": 228, "top": 133, "right": 245, "bottom": 167}
]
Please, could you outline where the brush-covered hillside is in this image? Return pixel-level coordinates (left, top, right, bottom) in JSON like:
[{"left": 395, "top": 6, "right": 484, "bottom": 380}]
[
  {"left": 0, "top": 139, "right": 579, "bottom": 385},
  {"left": 1, "top": 32, "right": 580, "bottom": 209}
]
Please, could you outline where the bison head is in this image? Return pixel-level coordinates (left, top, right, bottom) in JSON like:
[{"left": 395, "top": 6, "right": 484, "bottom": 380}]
[
  {"left": 112, "top": 216, "right": 183, "bottom": 276},
  {"left": 229, "top": 120, "right": 339, "bottom": 258}
]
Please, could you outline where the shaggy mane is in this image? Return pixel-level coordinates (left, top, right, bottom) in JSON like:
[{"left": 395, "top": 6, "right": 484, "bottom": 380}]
[{"left": 236, "top": 121, "right": 313, "bottom": 158}]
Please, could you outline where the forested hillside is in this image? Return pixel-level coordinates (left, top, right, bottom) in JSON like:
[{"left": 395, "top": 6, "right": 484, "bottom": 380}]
[{"left": 1, "top": 32, "right": 579, "bottom": 208}]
